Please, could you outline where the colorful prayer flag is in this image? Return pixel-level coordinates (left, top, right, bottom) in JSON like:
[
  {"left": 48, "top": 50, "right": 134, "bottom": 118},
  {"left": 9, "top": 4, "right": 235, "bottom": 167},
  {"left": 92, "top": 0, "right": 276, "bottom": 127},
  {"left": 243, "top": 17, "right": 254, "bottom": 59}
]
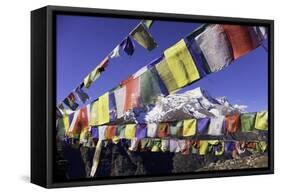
[
  {"left": 164, "top": 39, "right": 200, "bottom": 88},
  {"left": 255, "top": 111, "right": 268, "bottom": 130},
  {"left": 75, "top": 84, "right": 89, "bottom": 103},
  {"left": 142, "top": 20, "right": 154, "bottom": 29},
  {"left": 121, "top": 36, "right": 135, "bottom": 56},
  {"left": 63, "top": 92, "right": 79, "bottom": 111},
  {"left": 98, "top": 92, "right": 110, "bottom": 125},
  {"left": 222, "top": 24, "right": 260, "bottom": 59},
  {"left": 183, "top": 119, "right": 197, "bottom": 137},
  {"left": 130, "top": 23, "right": 157, "bottom": 51},
  {"left": 195, "top": 24, "right": 234, "bottom": 72}
]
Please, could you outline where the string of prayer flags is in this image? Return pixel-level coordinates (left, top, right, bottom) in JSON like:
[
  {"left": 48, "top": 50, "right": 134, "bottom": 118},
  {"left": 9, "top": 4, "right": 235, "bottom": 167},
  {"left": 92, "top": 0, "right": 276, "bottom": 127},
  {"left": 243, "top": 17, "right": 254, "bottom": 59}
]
[
  {"left": 75, "top": 83, "right": 89, "bottom": 103},
  {"left": 142, "top": 20, "right": 154, "bottom": 29},
  {"left": 63, "top": 92, "right": 79, "bottom": 111},
  {"left": 164, "top": 39, "right": 200, "bottom": 88},
  {"left": 121, "top": 36, "right": 135, "bottom": 56},
  {"left": 130, "top": 23, "right": 157, "bottom": 51},
  {"left": 195, "top": 24, "right": 234, "bottom": 72},
  {"left": 222, "top": 25, "right": 260, "bottom": 59},
  {"left": 84, "top": 56, "right": 109, "bottom": 88}
]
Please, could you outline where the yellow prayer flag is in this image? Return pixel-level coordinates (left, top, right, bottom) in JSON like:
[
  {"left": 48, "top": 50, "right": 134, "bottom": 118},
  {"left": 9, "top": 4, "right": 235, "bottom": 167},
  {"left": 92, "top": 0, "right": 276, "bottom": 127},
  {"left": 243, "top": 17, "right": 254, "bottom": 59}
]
[
  {"left": 183, "top": 119, "right": 197, "bottom": 137},
  {"left": 89, "top": 100, "right": 99, "bottom": 126},
  {"left": 124, "top": 124, "right": 136, "bottom": 139},
  {"left": 164, "top": 39, "right": 200, "bottom": 88},
  {"left": 155, "top": 59, "right": 179, "bottom": 93},
  {"left": 98, "top": 92, "right": 110, "bottom": 125},
  {"left": 63, "top": 115, "right": 70, "bottom": 132},
  {"left": 199, "top": 141, "right": 209, "bottom": 155},
  {"left": 255, "top": 111, "right": 268, "bottom": 130}
]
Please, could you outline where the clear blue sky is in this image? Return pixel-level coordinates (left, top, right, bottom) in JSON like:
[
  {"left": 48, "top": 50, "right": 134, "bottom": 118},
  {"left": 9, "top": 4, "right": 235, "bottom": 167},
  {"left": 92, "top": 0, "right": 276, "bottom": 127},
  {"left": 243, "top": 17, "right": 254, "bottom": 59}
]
[{"left": 56, "top": 15, "right": 268, "bottom": 112}]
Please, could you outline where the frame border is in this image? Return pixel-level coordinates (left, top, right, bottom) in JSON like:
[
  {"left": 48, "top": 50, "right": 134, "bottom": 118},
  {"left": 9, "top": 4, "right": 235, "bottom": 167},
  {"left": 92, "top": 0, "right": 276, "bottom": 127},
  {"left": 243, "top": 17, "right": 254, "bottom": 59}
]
[{"left": 42, "top": 5, "right": 274, "bottom": 188}]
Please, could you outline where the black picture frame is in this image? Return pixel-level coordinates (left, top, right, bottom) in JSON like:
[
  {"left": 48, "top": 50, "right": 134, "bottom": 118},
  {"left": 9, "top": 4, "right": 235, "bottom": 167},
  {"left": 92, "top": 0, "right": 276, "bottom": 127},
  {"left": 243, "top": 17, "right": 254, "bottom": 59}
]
[{"left": 31, "top": 5, "right": 274, "bottom": 188}]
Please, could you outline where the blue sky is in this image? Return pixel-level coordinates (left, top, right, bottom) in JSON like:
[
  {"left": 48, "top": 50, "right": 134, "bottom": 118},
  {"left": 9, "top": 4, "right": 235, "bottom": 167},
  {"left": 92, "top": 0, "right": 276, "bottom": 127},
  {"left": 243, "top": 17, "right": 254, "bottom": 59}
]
[{"left": 56, "top": 15, "right": 268, "bottom": 112}]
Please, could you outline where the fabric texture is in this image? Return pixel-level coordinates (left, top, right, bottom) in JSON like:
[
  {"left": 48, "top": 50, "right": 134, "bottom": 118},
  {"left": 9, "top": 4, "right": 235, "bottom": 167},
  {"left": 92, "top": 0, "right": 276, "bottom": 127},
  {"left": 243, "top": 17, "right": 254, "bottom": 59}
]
[
  {"left": 75, "top": 84, "right": 89, "bottom": 103},
  {"left": 164, "top": 39, "right": 200, "bottom": 88},
  {"left": 157, "top": 123, "right": 169, "bottom": 138},
  {"left": 183, "top": 119, "right": 197, "bottom": 137},
  {"left": 63, "top": 92, "right": 79, "bottom": 111},
  {"left": 123, "top": 77, "right": 141, "bottom": 111},
  {"left": 222, "top": 25, "right": 259, "bottom": 59},
  {"left": 197, "top": 117, "right": 210, "bottom": 135},
  {"left": 140, "top": 68, "right": 163, "bottom": 105},
  {"left": 114, "top": 86, "right": 126, "bottom": 118},
  {"left": 84, "top": 56, "right": 109, "bottom": 88},
  {"left": 208, "top": 116, "right": 225, "bottom": 136},
  {"left": 195, "top": 24, "right": 234, "bottom": 72},
  {"left": 125, "top": 124, "right": 137, "bottom": 139},
  {"left": 98, "top": 126, "right": 107, "bottom": 140},
  {"left": 109, "top": 92, "right": 117, "bottom": 122},
  {"left": 169, "top": 121, "right": 183, "bottom": 137},
  {"left": 255, "top": 111, "right": 268, "bottom": 130},
  {"left": 155, "top": 58, "right": 179, "bottom": 93},
  {"left": 136, "top": 123, "right": 147, "bottom": 139},
  {"left": 89, "top": 100, "right": 99, "bottom": 126},
  {"left": 116, "top": 125, "right": 126, "bottom": 139},
  {"left": 241, "top": 113, "right": 256, "bottom": 132},
  {"left": 147, "top": 123, "right": 158, "bottom": 137},
  {"left": 98, "top": 92, "right": 110, "bottom": 125},
  {"left": 142, "top": 20, "right": 154, "bottom": 29},
  {"left": 130, "top": 23, "right": 157, "bottom": 51},
  {"left": 106, "top": 125, "right": 116, "bottom": 139},
  {"left": 91, "top": 126, "right": 99, "bottom": 139},
  {"left": 225, "top": 114, "right": 240, "bottom": 134},
  {"left": 199, "top": 141, "right": 209, "bottom": 155},
  {"left": 121, "top": 36, "right": 135, "bottom": 56}
]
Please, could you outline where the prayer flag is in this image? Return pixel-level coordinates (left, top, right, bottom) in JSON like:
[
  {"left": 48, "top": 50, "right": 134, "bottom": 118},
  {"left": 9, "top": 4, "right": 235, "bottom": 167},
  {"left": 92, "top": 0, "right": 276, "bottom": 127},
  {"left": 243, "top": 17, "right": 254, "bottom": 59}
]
[
  {"left": 195, "top": 24, "right": 233, "bottom": 72},
  {"left": 255, "top": 111, "right": 268, "bottom": 130},
  {"left": 121, "top": 36, "right": 135, "bottom": 56},
  {"left": 98, "top": 92, "right": 110, "bottom": 125},
  {"left": 241, "top": 113, "right": 256, "bottom": 132},
  {"left": 225, "top": 113, "right": 240, "bottom": 134},
  {"left": 125, "top": 124, "right": 136, "bottom": 139},
  {"left": 164, "top": 39, "right": 200, "bottom": 88},
  {"left": 63, "top": 92, "right": 79, "bottom": 111},
  {"left": 222, "top": 24, "right": 260, "bottom": 59},
  {"left": 142, "top": 20, "right": 154, "bottom": 29},
  {"left": 183, "top": 119, "right": 197, "bottom": 137},
  {"left": 130, "top": 23, "right": 157, "bottom": 51}
]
